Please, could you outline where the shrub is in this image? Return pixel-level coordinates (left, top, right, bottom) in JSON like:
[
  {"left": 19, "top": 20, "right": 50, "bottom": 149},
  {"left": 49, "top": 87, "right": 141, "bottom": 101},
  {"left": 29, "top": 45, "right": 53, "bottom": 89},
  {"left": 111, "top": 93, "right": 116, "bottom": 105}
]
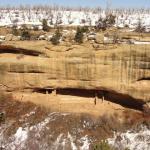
[
  {"left": 0, "top": 92, "right": 12, "bottom": 123},
  {"left": 33, "top": 26, "right": 39, "bottom": 31},
  {"left": 0, "top": 112, "right": 5, "bottom": 123},
  {"left": 51, "top": 29, "right": 62, "bottom": 45},
  {"left": 21, "top": 30, "right": 31, "bottom": 40},
  {"left": 74, "top": 27, "right": 84, "bottom": 44},
  {"left": 80, "top": 26, "right": 89, "bottom": 33},
  {"left": 42, "top": 19, "right": 49, "bottom": 32},
  {"left": 124, "top": 148, "right": 130, "bottom": 150},
  {"left": 20, "top": 25, "right": 31, "bottom": 40},
  {"left": 96, "top": 14, "right": 116, "bottom": 31},
  {"left": 12, "top": 25, "right": 19, "bottom": 36},
  {"left": 94, "top": 140, "right": 112, "bottom": 150},
  {"left": 135, "top": 19, "right": 145, "bottom": 33},
  {"left": 106, "top": 14, "right": 116, "bottom": 26},
  {"left": 95, "top": 17, "right": 107, "bottom": 31},
  {"left": 124, "top": 24, "right": 129, "bottom": 28},
  {"left": 81, "top": 19, "right": 86, "bottom": 24}
]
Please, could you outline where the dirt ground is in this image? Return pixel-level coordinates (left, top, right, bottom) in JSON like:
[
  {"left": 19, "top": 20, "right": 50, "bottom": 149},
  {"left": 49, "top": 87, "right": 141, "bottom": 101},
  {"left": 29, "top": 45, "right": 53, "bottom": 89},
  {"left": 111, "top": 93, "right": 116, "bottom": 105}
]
[{"left": 12, "top": 92, "right": 140, "bottom": 120}]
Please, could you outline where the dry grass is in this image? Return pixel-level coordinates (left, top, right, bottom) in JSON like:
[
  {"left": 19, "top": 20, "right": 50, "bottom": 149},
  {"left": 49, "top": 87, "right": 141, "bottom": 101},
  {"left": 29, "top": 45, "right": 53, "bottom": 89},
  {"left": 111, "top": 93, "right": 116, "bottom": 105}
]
[{"left": 0, "top": 92, "right": 149, "bottom": 149}]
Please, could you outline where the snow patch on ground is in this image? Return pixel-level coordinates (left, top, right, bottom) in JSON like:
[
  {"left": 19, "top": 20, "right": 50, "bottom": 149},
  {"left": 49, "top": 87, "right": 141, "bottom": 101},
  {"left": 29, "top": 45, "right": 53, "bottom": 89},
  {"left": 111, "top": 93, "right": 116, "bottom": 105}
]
[
  {"left": 0, "top": 112, "right": 90, "bottom": 150},
  {"left": 108, "top": 126, "right": 150, "bottom": 150},
  {"left": 68, "top": 132, "right": 78, "bottom": 150},
  {"left": 12, "top": 127, "right": 28, "bottom": 149},
  {"left": 4, "top": 127, "right": 28, "bottom": 150},
  {"left": 80, "top": 135, "right": 90, "bottom": 150},
  {"left": 0, "top": 9, "right": 150, "bottom": 30},
  {"left": 52, "top": 134, "right": 64, "bottom": 150},
  {"left": 0, "top": 112, "right": 70, "bottom": 150},
  {"left": 133, "top": 41, "right": 150, "bottom": 45}
]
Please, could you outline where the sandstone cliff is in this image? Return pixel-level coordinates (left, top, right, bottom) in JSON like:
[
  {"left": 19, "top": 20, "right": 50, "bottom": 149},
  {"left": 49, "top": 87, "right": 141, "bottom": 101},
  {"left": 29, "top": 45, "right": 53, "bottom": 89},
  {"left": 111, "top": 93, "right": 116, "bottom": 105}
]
[{"left": 0, "top": 41, "right": 149, "bottom": 110}]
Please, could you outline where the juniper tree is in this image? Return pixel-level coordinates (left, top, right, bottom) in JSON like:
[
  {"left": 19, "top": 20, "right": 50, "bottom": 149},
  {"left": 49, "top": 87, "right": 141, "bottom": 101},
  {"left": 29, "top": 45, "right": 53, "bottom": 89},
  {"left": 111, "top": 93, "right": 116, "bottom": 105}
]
[
  {"left": 74, "top": 27, "right": 84, "bottom": 44},
  {"left": 20, "top": 25, "right": 31, "bottom": 40},
  {"left": 42, "top": 19, "right": 49, "bottom": 32},
  {"left": 51, "top": 29, "right": 62, "bottom": 45}
]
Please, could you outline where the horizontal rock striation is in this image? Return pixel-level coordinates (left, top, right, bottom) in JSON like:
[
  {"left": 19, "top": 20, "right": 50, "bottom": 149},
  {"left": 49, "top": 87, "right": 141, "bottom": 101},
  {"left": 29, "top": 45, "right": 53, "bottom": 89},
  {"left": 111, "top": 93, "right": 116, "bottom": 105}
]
[{"left": 0, "top": 43, "right": 149, "bottom": 110}]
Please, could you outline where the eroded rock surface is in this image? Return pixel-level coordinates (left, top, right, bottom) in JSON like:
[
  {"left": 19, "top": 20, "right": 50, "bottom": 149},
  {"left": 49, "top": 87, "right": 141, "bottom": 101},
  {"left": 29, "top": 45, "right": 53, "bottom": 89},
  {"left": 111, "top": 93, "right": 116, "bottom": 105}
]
[{"left": 0, "top": 42, "right": 149, "bottom": 109}]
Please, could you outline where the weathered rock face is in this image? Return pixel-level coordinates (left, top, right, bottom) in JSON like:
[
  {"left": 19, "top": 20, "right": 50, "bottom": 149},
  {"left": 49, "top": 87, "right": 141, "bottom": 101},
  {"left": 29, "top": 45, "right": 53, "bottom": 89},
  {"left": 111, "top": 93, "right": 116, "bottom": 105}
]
[{"left": 0, "top": 43, "right": 149, "bottom": 107}]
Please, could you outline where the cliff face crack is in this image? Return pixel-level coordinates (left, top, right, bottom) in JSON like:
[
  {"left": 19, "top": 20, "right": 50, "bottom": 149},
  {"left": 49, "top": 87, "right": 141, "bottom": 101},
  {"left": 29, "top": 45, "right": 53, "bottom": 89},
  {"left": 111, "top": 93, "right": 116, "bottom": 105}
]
[
  {"left": 8, "top": 71, "right": 45, "bottom": 73},
  {"left": 137, "top": 77, "right": 150, "bottom": 81},
  {"left": 0, "top": 46, "right": 47, "bottom": 57}
]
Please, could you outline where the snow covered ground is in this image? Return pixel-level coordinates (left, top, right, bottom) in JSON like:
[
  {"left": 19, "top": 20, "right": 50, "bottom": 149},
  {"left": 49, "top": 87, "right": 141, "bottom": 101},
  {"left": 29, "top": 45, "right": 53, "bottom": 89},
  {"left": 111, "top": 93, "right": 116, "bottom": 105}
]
[
  {"left": 0, "top": 8, "right": 150, "bottom": 30},
  {"left": 108, "top": 126, "right": 150, "bottom": 150},
  {"left": 0, "top": 112, "right": 91, "bottom": 150}
]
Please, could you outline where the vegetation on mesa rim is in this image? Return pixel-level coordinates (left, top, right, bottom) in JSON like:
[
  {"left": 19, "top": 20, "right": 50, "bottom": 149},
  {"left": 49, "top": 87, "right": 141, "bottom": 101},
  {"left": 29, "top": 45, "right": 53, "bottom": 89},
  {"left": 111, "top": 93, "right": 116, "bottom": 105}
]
[
  {"left": 20, "top": 25, "right": 31, "bottom": 40},
  {"left": 12, "top": 25, "right": 19, "bottom": 36},
  {"left": 51, "top": 28, "right": 62, "bottom": 45},
  {"left": 74, "top": 27, "right": 85, "bottom": 43},
  {"left": 42, "top": 19, "right": 50, "bottom": 32},
  {"left": 95, "top": 14, "right": 116, "bottom": 31}
]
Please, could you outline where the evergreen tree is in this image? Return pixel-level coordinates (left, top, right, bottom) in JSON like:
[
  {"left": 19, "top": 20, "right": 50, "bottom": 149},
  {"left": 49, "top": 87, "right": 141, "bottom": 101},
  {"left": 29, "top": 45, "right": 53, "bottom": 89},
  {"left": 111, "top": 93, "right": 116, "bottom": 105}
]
[
  {"left": 21, "top": 25, "right": 31, "bottom": 40},
  {"left": 135, "top": 19, "right": 145, "bottom": 33},
  {"left": 51, "top": 29, "right": 62, "bottom": 45},
  {"left": 74, "top": 27, "right": 84, "bottom": 44},
  {"left": 12, "top": 25, "right": 19, "bottom": 36},
  {"left": 42, "top": 19, "right": 49, "bottom": 32},
  {"left": 96, "top": 14, "right": 116, "bottom": 31}
]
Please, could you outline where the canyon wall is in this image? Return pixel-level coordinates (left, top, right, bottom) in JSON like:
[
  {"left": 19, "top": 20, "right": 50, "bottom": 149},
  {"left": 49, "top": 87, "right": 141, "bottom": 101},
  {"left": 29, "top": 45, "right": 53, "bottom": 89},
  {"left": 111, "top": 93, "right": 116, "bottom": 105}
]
[{"left": 0, "top": 43, "right": 149, "bottom": 107}]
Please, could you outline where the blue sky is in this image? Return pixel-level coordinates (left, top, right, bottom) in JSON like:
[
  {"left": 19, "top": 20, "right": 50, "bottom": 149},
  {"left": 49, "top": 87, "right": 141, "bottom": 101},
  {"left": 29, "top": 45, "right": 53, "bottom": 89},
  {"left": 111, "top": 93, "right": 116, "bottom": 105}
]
[{"left": 0, "top": 0, "right": 150, "bottom": 8}]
